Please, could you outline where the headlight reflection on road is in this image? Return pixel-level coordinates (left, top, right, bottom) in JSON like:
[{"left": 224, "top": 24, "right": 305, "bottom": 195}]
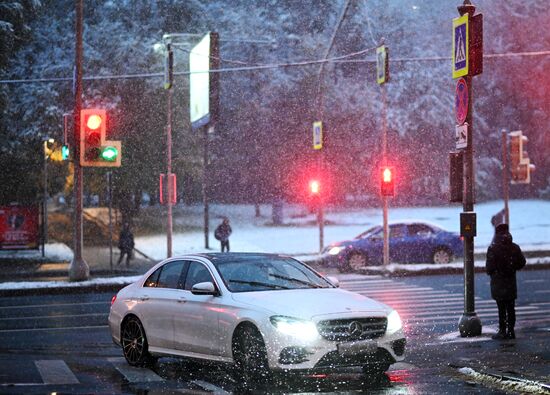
[{"left": 270, "top": 316, "right": 319, "bottom": 341}]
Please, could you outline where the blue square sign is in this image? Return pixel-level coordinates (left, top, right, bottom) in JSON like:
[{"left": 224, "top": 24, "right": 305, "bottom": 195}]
[{"left": 453, "top": 14, "right": 469, "bottom": 79}]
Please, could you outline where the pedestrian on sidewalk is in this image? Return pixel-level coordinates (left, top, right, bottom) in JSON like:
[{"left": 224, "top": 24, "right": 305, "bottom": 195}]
[
  {"left": 117, "top": 222, "right": 135, "bottom": 267},
  {"left": 214, "top": 217, "right": 232, "bottom": 252},
  {"left": 486, "top": 223, "right": 526, "bottom": 340}
]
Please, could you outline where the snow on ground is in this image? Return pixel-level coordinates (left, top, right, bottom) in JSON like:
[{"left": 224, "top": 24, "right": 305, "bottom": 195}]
[
  {"left": 137, "top": 199, "right": 550, "bottom": 260},
  {"left": 3, "top": 200, "right": 546, "bottom": 262},
  {"left": 0, "top": 275, "right": 142, "bottom": 290}
]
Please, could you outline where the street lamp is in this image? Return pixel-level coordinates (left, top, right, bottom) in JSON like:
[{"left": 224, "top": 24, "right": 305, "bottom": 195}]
[{"left": 42, "top": 138, "right": 55, "bottom": 257}]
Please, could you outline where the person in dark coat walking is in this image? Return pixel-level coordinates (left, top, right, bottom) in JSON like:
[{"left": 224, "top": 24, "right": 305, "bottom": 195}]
[
  {"left": 214, "top": 218, "right": 232, "bottom": 252},
  {"left": 485, "top": 223, "right": 526, "bottom": 339},
  {"left": 117, "top": 222, "right": 135, "bottom": 267}
]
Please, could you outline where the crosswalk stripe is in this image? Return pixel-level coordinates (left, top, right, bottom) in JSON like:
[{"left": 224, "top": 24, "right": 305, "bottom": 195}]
[
  {"left": 337, "top": 275, "right": 548, "bottom": 329},
  {"left": 192, "top": 379, "right": 231, "bottom": 394},
  {"left": 0, "top": 301, "right": 109, "bottom": 310},
  {"left": 35, "top": 360, "right": 79, "bottom": 385},
  {"left": 108, "top": 357, "right": 164, "bottom": 383}
]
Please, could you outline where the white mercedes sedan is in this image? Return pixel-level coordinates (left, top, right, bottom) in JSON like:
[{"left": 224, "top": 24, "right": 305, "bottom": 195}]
[{"left": 108, "top": 253, "right": 405, "bottom": 381}]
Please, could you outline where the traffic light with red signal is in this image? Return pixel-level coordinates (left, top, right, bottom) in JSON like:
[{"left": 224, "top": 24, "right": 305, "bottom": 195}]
[
  {"left": 80, "top": 109, "right": 121, "bottom": 167},
  {"left": 509, "top": 130, "right": 535, "bottom": 184},
  {"left": 380, "top": 166, "right": 395, "bottom": 196},
  {"left": 309, "top": 179, "right": 320, "bottom": 195}
]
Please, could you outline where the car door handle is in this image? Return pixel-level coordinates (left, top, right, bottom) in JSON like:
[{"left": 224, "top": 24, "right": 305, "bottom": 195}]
[
  {"left": 139, "top": 295, "right": 150, "bottom": 301},
  {"left": 177, "top": 297, "right": 187, "bottom": 304}
]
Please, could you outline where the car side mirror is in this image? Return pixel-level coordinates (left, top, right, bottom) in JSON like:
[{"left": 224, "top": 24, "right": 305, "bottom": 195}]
[
  {"left": 191, "top": 281, "right": 217, "bottom": 295},
  {"left": 326, "top": 276, "right": 340, "bottom": 288}
]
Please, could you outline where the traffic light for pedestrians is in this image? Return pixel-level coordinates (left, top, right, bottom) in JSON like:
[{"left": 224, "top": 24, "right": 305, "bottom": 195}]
[
  {"left": 381, "top": 166, "right": 395, "bottom": 196},
  {"left": 509, "top": 130, "right": 535, "bottom": 184},
  {"left": 80, "top": 109, "right": 121, "bottom": 167}
]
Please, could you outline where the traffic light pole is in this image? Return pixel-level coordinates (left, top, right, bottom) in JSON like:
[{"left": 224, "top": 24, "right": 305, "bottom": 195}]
[
  {"left": 458, "top": 1, "right": 481, "bottom": 337},
  {"left": 381, "top": 77, "right": 389, "bottom": 266},
  {"left": 501, "top": 130, "right": 510, "bottom": 225},
  {"left": 69, "top": 0, "right": 90, "bottom": 281},
  {"left": 166, "top": 53, "right": 173, "bottom": 259},
  {"left": 203, "top": 125, "right": 211, "bottom": 250}
]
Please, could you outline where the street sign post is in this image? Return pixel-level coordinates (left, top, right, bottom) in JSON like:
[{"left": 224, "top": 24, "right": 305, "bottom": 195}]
[{"left": 452, "top": 14, "right": 469, "bottom": 79}]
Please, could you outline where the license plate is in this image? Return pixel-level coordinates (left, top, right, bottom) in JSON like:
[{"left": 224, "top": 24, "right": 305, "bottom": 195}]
[{"left": 337, "top": 339, "right": 378, "bottom": 356}]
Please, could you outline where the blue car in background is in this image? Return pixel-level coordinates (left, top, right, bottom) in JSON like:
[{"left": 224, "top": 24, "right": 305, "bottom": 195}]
[{"left": 322, "top": 221, "right": 463, "bottom": 272}]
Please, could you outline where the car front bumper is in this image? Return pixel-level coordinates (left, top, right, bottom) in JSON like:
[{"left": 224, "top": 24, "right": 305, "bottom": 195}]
[{"left": 262, "top": 320, "right": 405, "bottom": 371}]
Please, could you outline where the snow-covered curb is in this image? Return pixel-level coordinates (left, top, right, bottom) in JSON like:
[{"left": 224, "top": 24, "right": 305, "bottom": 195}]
[
  {"left": 357, "top": 256, "right": 550, "bottom": 274},
  {"left": 458, "top": 367, "right": 550, "bottom": 394}
]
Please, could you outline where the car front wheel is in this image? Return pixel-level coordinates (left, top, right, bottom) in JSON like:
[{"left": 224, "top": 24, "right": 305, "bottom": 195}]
[
  {"left": 121, "top": 316, "right": 155, "bottom": 367},
  {"left": 233, "top": 325, "right": 271, "bottom": 385},
  {"left": 432, "top": 247, "right": 452, "bottom": 264}
]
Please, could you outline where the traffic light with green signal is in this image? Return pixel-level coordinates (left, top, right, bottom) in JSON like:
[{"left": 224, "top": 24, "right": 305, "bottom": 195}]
[{"left": 80, "top": 109, "right": 121, "bottom": 167}]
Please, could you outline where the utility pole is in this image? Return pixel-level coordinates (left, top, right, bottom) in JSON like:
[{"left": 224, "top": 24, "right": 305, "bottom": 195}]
[{"left": 69, "top": 0, "right": 89, "bottom": 281}]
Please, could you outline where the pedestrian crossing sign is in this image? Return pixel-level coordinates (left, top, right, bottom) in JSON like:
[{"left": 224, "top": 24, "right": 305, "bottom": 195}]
[{"left": 452, "top": 14, "right": 469, "bottom": 79}]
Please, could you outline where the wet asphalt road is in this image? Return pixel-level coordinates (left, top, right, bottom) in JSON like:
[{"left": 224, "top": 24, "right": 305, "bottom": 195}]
[{"left": 0, "top": 270, "right": 548, "bottom": 394}]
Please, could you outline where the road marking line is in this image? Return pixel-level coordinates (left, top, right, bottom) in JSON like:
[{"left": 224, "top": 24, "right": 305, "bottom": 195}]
[
  {"left": 408, "top": 306, "right": 538, "bottom": 317},
  {"left": 108, "top": 357, "right": 164, "bottom": 383},
  {"left": 192, "top": 379, "right": 230, "bottom": 394},
  {"left": 0, "top": 313, "right": 108, "bottom": 321},
  {"left": 443, "top": 283, "right": 462, "bottom": 287},
  {"left": 406, "top": 309, "right": 549, "bottom": 323},
  {"left": 35, "top": 360, "right": 79, "bottom": 385},
  {"left": 0, "top": 324, "right": 108, "bottom": 333},
  {"left": 534, "top": 290, "right": 550, "bottom": 294},
  {"left": 523, "top": 279, "right": 545, "bottom": 283},
  {"left": 0, "top": 301, "right": 109, "bottom": 310}
]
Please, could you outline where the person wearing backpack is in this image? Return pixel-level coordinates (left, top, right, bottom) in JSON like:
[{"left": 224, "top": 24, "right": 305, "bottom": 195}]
[
  {"left": 214, "top": 217, "right": 232, "bottom": 252},
  {"left": 486, "top": 223, "right": 526, "bottom": 340}
]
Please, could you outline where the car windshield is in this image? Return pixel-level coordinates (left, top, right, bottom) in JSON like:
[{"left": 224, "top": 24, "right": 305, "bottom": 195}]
[
  {"left": 355, "top": 226, "right": 382, "bottom": 239},
  {"left": 212, "top": 255, "right": 332, "bottom": 293}
]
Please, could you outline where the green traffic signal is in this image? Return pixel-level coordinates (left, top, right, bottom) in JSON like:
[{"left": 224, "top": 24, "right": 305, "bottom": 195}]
[
  {"left": 100, "top": 146, "right": 118, "bottom": 161},
  {"left": 62, "top": 145, "right": 70, "bottom": 160}
]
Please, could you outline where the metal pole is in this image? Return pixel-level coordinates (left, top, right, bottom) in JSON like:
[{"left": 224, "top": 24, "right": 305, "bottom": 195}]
[
  {"left": 382, "top": 81, "right": 390, "bottom": 266},
  {"left": 108, "top": 171, "right": 113, "bottom": 271},
  {"left": 166, "top": 48, "right": 173, "bottom": 258},
  {"left": 501, "top": 130, "right": 510, "bottom": 225},
  {"left": 69, "top": 0, "right": 89, "bottom": 281},
  {"left": 203, "top": 125, "right": 212, "bottom": 249},
  {"left": 42, "top": 141, "right": 47, "bottom": 258},
  {"left": 458, "top": 0, "right": 481, "bottom": 337}
]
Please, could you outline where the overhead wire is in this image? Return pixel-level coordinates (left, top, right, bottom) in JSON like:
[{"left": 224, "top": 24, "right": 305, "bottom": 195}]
[{"left": 1, "top": 49, "right": 550, "bottom": 85}]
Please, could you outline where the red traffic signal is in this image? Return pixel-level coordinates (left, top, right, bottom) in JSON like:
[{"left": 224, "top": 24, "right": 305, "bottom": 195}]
[
  {"left": 309, "top": 179, "right": 320, "bottom": 195},
  {"left": 80, "top": 109, "right": 121, "bottom": 167},
  {"left": 381, "top": 166, "right": 395, "bottom": 197}
]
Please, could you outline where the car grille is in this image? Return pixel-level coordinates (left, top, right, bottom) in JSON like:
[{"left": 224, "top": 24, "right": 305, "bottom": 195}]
[{"left": 317, "top": 317, "right": 387, "bottom": 341}]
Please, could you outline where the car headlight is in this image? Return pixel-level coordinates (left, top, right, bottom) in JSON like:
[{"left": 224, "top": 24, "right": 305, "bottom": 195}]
[
  {"left": 328, "top": 246, "right": 344, "bottom": 255},
  {"left": 270, "top": 316, "right": 319, "bottom": 341},
  {"left": 386, "top": 310, "right": 402, "bottom": 334}
]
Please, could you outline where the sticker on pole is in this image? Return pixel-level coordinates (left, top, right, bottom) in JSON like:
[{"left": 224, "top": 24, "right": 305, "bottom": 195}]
[
  {"left": 456, "top": 123, "right": 468, "bottom": 149},
  {"left": 455, "top": 78, "right": 468, "bottom": 125},
  {"left": 452, "top": 14, "right": 469, "bottom": 79}
]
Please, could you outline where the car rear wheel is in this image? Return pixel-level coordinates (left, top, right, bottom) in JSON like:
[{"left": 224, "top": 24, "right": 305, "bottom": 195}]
[
  {"left": 348, "top": 252, "right": 368, "bottom": 271},
  {"left": 233, "top": 325, "right": 271, "bottom": 385},
  {"left": 432, "top": 247, "right": 452, "bottom": 264},
  {"left": 121, "top": 316, "right": 155, "bottom": 367}
]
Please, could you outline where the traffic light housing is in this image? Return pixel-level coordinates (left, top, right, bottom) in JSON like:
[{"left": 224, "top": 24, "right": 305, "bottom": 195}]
[
  {"left": 380, "top": 166, "right": 395, "bottom": 197},
  {"left": 80, "top": 109, "right": 121, "bottom": 167},
  {"left": 509, "top": 130, "right": 534, "bottom": 184}
]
